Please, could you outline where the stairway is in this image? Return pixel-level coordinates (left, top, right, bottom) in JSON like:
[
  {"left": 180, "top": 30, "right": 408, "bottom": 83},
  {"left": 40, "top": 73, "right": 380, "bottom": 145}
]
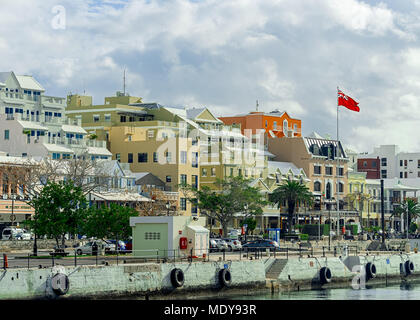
[{"left": 266, "top": 259, "right": 288, "bottom": 279}]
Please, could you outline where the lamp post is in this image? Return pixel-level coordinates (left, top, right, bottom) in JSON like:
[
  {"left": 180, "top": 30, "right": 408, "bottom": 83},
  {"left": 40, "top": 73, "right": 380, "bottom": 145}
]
[
  {"left": 166, "top": 201, "right": 170, "bottom": 216},
  {"left": 243, "top": 204, "right": 248, "bottom": 243},
  {"left": 10, "top": 193, "right": 16, "bottom": 227}
]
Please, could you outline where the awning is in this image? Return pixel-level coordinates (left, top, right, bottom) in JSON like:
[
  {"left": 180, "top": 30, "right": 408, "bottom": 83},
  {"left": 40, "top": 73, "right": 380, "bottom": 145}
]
[
  {"left": 18, "top": 120, "right": 48, "bottom": 131},
  {"left": 61, "top": 125, "right": 87, "bottom": 134},
  {"left": 187, "top": 225, "right": 209, "bottom": 233}
]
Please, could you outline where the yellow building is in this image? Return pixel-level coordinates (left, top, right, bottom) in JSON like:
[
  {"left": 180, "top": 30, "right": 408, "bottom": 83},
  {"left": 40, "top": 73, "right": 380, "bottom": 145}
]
[
  {"left": 65, "top": 93, "right": 264, "bottom": 216},
  {"left": 347, "top": 172, "right": 381, "bottom": 228}
]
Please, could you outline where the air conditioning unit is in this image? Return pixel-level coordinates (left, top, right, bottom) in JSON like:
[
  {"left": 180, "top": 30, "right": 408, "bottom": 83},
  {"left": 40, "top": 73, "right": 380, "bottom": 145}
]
[{"left": 2, "top": 194, "right": 7, "bottom": 200}]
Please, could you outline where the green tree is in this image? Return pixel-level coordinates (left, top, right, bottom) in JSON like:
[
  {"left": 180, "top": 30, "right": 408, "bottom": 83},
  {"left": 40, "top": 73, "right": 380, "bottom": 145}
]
[
  {"left": 83, "top": 203, "right": 138, "bottom": 240},
  {"left": 394, "top": 199, "right": 420, "bottom": 234},
  {"left": 180, "top": 176, "right": 266, "bottom": 236},
  {"left": 269, "top": 180, "right": 313, "bottom": 234},
  {"left": 25, "top": 180, "right": 87, "bottom": 247},
  {"left": 240, "top": 217, "right": 257, "bottom": 235}
]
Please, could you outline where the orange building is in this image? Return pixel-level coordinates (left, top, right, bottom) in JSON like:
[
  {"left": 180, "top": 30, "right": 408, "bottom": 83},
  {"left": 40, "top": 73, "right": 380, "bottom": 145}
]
[{"left": 219, "top": 109, "right": 302, "bottom": 138}]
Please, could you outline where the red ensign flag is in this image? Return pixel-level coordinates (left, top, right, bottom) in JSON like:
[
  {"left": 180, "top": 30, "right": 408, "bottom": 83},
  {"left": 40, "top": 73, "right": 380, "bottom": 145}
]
[{"left": 338, "top": 89, "right": 359, "bottom": 112}]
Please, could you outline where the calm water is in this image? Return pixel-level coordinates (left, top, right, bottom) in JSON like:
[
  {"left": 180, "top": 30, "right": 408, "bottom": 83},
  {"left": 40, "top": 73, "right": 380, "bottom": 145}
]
[{"left": 225, "top": 283, "right": 420, "bottom": 300}]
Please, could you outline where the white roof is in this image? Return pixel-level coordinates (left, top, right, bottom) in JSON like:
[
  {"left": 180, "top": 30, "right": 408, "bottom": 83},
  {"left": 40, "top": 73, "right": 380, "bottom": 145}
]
[
  {"left": 43, "top": 144, "right": 74, "bottom": 153},
  {"left": 307, "top": 131, "right": 324, "bottom": 139},
  {"left": 17, "top": 120, "right": 48, "bottom": 131},
  {"left": 61, "top": 125, "right": 87, "bottom": 134},
  {"left": 15, "top": 75, "right": 45, "bottom": 92},
  {"left": 91, "top": 191, "right": 151, "bottom": 202},
  {"left": 87, "top": 147, "right": 112, "bottom": 156},
  {"left": 187, "top": 225, "right": 209, "bottom": 233}
]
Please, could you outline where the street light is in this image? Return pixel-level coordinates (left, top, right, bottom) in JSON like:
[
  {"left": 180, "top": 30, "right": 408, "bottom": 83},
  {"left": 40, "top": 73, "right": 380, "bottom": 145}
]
[
  {"left": 243, "top": 204, "right": 248, "bottom": 242},
  {"left": 10, "top": 193, "right": 16, "bottom": 227}
]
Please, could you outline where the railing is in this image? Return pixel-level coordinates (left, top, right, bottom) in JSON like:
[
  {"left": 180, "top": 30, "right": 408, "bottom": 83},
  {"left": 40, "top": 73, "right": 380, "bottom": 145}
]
[{"left": 0, "top": 239, "right": 409, "bottom": 270}]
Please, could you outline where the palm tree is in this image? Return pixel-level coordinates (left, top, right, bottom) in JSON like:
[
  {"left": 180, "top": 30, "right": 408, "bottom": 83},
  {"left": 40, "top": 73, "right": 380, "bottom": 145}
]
[
  {"left": 269, "top": 180, "right": 313, "bottom": 234},
  {"left": 393, "top": 199, "right": 420, "bottom": 234}
]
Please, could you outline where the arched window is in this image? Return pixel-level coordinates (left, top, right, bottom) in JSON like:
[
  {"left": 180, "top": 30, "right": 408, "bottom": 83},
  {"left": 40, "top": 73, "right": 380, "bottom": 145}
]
[{"left": 314, "top": 181, "right": 321, "bottom": 192}]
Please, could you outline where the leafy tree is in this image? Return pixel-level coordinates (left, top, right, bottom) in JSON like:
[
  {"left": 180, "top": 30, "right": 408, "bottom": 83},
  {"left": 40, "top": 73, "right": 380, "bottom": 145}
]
[
  {"left": 25, "top": 180, "right": 87, "bottom": 247},
  {"left": 269, "top": 180, "right": 313, "bottom": 234},
  {"left": 240, "top": 217, "right": 257, "bottom": 235},
  {"left": 180, "top": 176, "right": 266, "bottom": 236},
  {"left": 394, "top": 198, "right": 420, "bottom": 234},
  {"left": 82, "top": 203, "right": 138, "bottom": 240}
]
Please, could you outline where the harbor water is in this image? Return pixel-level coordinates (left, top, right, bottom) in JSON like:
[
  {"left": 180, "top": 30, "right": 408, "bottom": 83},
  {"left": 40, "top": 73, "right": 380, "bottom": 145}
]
[{"left": 223, "top": 282, "right": 420, "bottom": 300}]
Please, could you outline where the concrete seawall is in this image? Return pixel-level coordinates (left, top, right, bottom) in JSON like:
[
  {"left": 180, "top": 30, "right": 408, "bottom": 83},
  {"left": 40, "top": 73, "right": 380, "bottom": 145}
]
[
  {"left": 3, "top": 253, "right": 420, "bottom": 299},
  {"left": 0, "top": 260, "right": 267, "bottom": 299}
]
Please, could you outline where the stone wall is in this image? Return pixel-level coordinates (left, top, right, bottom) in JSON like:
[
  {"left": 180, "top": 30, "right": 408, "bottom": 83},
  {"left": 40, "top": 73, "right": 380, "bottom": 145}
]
[{"left": 0, "top": 239, "right": 81, "bottom": 252}]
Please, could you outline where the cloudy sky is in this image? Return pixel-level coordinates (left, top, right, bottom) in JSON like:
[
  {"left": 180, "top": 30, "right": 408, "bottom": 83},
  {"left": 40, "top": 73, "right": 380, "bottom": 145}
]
[{"left": 1, "top": 0, "right": 420, "bottom": 153}]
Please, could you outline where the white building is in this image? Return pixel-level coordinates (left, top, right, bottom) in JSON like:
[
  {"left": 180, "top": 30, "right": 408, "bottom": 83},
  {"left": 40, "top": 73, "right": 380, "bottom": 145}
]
[
  {"left": 0, "top": 71, "right": 111, "bottom": 160},
  {"left": 360, "top": 144, "right": 420, "bottom": 180}
]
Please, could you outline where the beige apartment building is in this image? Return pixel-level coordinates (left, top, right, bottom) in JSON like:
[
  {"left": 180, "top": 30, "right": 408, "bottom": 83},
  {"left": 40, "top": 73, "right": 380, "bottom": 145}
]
[
  {"left": 65, "top": 92, "right": 261, "bottom": 216},
  {"left": 268, "top": 133, "right": 356, "bottom": 227}
]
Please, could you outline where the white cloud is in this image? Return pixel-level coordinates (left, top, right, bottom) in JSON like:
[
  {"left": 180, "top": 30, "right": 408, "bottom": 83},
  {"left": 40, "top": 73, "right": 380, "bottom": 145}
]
[{"left": 2, "top": 0, "right": 420, "bottom": 153}]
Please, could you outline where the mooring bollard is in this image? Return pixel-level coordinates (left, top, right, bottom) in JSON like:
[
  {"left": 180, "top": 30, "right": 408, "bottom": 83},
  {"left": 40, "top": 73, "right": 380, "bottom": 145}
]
[
  {"left": 322, "top": 246, "right": 325, "bottom": 257},
  {"left": 3, "top": 254, "right": 8, "bottom": 269}
]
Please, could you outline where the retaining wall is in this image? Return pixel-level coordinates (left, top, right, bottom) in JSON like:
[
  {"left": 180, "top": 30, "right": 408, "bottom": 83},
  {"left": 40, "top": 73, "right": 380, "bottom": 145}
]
[{"left": 0, "top": 260, "right": 267, "bottom": 300}]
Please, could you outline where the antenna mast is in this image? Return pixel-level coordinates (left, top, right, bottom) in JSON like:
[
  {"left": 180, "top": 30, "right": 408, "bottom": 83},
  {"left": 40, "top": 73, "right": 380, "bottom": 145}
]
[
  {"left": 256, "top": 100, "right": 259, "bottom": 112},
  {"left": 123, "top": 69, "right": 126, "bottom": 96}
]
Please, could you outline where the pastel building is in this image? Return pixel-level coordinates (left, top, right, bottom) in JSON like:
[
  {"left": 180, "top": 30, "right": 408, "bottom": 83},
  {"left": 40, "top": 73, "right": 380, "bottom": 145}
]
[
  {"left": 219, "top": 109, "right": 302, "bottom": 139},
  {"left": 0, "top": 72, "right": 111, "bottom": 160}
]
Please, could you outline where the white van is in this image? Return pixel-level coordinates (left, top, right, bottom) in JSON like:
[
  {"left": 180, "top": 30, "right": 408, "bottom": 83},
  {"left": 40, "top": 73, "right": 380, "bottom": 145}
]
[{"left": 2, "top": 227, "right": 23, "bottom": 240}]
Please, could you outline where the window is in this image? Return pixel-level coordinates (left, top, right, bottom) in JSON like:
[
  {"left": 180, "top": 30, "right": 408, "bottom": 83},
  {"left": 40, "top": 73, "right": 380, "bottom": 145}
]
[
  {"left": 404, "top": 160, "right": 408, "bottom": 166},
  {"left": 93, "top": 115, "right": 100, "bottom": 122},
  {"left": 405, "top": 172, "right": 408, "bottom": 178},
  {"left": 148, "top": 130, "right": 154, "bottom": 139},
  {"left": 144, "top": 232, "right": 161, "bottom": 240},
  {"left": 381, "top": 158, "right": 387, "bottom": 166},
  {"left": 381, "top": 170, "right": 387, "bottom": 178},
  {"left": 265, "top": 120, "right": 268, "bottom": 128},
  {"left": 273, "top": 121, "right": 277, "bottom": 130},
  {"left": 104, "top": 114, "right": 111, "bottom": 122},
  {"left": 314, "top": 165, "right": 321, "bottom": 175},
  {"left": 314, "top": 181, "right": 321, "bottom": 192},
  {"left": 180, "top": 151, "right": 187, "bottom": 164},
  {"left": 202, "top": 168, "right": 207, "bottom": 177},
  {"left": 230, "top": 168, "right": 234, "bottom": 177},
  {"left": 192, "top": 152, "right": 198, "bottom": 168},
  {"left": 120, "top": 115, "right": 126, "bottom": 123},
  {"left": 372, "top": 161, "right": 377, "bottom": 168},
  {"left": 166, "top": 175, "right": 172, "bottom": 183},
  {"left": 165, "top": 152, "right": 172, "bottom": 163},
  {"left": 238, "top": 169, "right": 242, "bottom": 176},
  {"left": 180, "top": 198, "right": 187, "bottom": 211},
  {"left": 325, "top": 167, "right": 333, "bottom": 176},
  {"left": 418, "top": 172, "right": 420, "bottom": 178},
  {"left": 400, "top": 160, "right": 403, "bottom": 166},
  {"left": 116, "top": 153, "right": 121, "bottom": 162},
  {"left": 153, "top": 152, "right": 158, "bottom": 163},
  {"left": 339, "top": 182, "right": 344, "bottom": 193},
  {"left": 192, "top": 175, "right": 198, "bottom": 189},
  {"left": 4, "top": 130, "right": 9, "bottom": 140},
  {"left": 363, "top": 161, "right": 367, "bottom": 167},
  {"left": 283, "top": 120, "right": 288, "bottom": 133},
  {"left": 337, "top": 167, "right": 344, "bottom": 176},
  {"left": 138, "top": 153, "right": 148, "bottom": 163},
  {"left": 400, "top": 172, "right": 403, "bottom": 178},
  {"left": 180, "top": 174, "right": 187, "bottom": 185},
  {"left": 191, "top": 203, "right": 198, "bottom": 215},
  {"left": 211, "top": 167, "right": 216, "bottom": 176},
  {"left": 128, "top": 153, "right": 133, "bottom": 163}
]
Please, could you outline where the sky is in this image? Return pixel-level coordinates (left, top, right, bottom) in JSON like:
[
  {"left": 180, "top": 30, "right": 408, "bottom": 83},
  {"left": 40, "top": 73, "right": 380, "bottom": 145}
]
[{"left": 1, "top": 0, "right": 420, "bottom": 153}]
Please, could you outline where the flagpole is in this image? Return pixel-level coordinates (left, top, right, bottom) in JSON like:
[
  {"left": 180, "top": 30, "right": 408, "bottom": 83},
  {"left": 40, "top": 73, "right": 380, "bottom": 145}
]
[{"left": 336, "top": 86, "right": 340, "bottom": 238}]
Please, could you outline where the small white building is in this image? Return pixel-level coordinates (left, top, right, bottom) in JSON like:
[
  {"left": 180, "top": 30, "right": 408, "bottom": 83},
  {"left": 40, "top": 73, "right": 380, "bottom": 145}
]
[{"left": 129, "top": 216, "right": 209, "bottom": 259}]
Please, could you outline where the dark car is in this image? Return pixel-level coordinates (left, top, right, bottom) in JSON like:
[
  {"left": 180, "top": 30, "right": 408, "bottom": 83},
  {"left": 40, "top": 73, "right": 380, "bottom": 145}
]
[
  {"left": 242, "top": 239, "right": 280, "bottom": 252},
  {"left": 124, "top": 239, "right": 132, "bottom": 253}
]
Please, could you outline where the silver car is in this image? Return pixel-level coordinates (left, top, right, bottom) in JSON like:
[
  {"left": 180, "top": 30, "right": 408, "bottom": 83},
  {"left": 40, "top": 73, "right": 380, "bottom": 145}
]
[
  {"left": 75, "top": 240, "right": 115, "bottom": 255},
  {"left": 224, "top": 238, "right": 242, "bottom": 251},
  {"left": 213, "top": 238, "right": 229, "bottom": 251}
]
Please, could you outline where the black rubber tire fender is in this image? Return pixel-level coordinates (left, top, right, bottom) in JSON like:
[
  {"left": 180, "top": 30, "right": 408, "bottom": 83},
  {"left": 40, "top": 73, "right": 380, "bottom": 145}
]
[
  {"left": 319, "top": 267, "right": 332, "bottom": 284},
  {"left": 366, "top": 262, "right": 377, "bottom": 280},
  {"left": 219, "top": 268, "right": 232, "bottom": 287},
  {"left": 170, "top": 268, "right": 185, "bottom": 288},
  {"left": 405, "top": 260, "right": 414, "bottom": 275}
]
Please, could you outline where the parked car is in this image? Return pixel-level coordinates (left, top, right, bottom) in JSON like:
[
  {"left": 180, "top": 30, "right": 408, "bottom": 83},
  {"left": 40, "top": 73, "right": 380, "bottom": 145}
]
[
  {"left": 223, "top": 238, "right": 242, "bottom": 251},
  {"left": 213, "top": 238, "right": 228, "bottom": 251},
  {"left": 123, "top": 239, "right": 132, "bottom": 253},
  {"left": 227, "top": 229, "right": 241, "bottom": 239},
  {"left": 75, "top": 240, "right": 116, "bottom": 255},
  {"left": 242, "top": 239, "right": 280, "bottom": 252},
  {"left": 15, "top": 229, "right": 32, "bottom": 240},
  {"left": 107, "top": 240, "right": 126, "bottom": 252},
  {"left": 2, "top": 227, "right": 25, "bottom": 240}
]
